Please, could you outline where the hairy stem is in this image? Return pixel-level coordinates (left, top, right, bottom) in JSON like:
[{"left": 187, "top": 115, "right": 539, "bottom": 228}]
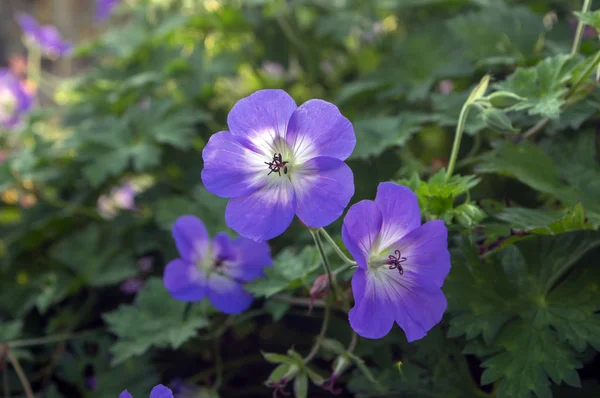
[
  {"left": 571, "top": 0, "right": 593, "bottom": 56},
  {"left": 318, "top": 228, "right": 357, "bottom": 266},
  {"left": 6, "top": 349, "right": 33, "bottom": 398}
]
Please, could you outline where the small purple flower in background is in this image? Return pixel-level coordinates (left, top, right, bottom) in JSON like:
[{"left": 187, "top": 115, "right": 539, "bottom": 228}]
[
  {"left": 120, "top": 384, "right": 173, "bottom": 398},
  {"left": 137, "top": 256, "right": 153, "bottom": 273},
  {"left": 16, "top": 13, "right": 72, "bottom": 58},
  {"left": 438, "top": 79, "right": 454, "bottom": 95},
  {"left": 342, "top": 182, "right": 451, "bottom": 341},
  {"left": 201, "top": 89, "right": 356, "bottom": 242},
  {"left": 0, "top": 69, "right": 33, "bottom": 130},
  {"left": 85, "top": 376, "right": 97, "bottom": 390},
  {"left": 120, "top": 277, "right": 145, "bottom": 294},
  {"left": 163, "top": 215, "right": 272, "bottom": 314},
  {"left": 170, "top": 378, "right": 218, "bottom": 398},
  {"left": 95, "top": 0, "right": 121, "bottom": 22},
  {"left": 97, "top": 183, "right": 137, "bottom": 219}
]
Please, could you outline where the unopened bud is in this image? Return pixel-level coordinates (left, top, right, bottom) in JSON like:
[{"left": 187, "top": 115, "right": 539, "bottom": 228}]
[
  {"left": 310, "top": 274, "right": 329, "bottom": 299},
  {"left": 487, "top": 91, "right": 525, "bottom": 108}
]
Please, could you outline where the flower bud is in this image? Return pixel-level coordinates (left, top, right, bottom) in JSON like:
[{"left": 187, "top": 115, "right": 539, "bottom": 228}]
[
  {"left": 310, "top": 274, "right": 329, "bottom": 299},
  {"left": 487, "top": 91, "right": 525, "bottom": 108}
]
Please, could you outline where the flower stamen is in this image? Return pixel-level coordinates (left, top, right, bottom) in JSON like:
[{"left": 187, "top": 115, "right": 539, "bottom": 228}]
[
  {"left": 387, "top": 250, "right": 407, "bottom": 275},
  {"left": 265, "top": 153, "right": 289, "bottom": 176}
]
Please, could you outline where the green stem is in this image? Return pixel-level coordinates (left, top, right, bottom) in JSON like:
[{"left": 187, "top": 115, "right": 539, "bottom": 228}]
[
  {"left": 26, "top": 46, "right": 41, "bottom": 104},
  {"left": 6, "top": 349, "right": 34, "bottom": 398},
  {"left": 303, "top": 229, "right": 335, "bottom": 364},
  {"left": 347, "top": 331, "right": 358, "bottom": 353},
  {"left": 445, "top": 102, "right": 471, "bottom": 182},
  {"left": 318, "top": 228, "right": 356, "bottom": 266},
  {"left": 571, "top": 0, "right": 593, "bottom": 56},
  {"left": 6, "top": 329, "right": 100, "bottom": 348}
]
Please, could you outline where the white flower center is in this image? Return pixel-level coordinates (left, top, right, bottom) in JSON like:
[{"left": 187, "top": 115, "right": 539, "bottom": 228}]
[{"left": 0, "top": 88, "right": 17, "bottom": 123}]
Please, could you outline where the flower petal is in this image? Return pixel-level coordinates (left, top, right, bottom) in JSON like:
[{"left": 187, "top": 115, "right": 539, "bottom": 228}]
[
  {"left": 163, "top": 259, "right": 207, "bottom": 302},
  {"left": 286, "top": 99, "right": 355, "bottom": 163},
  {"left": 149, "top": 384, "right": 174, "bottom": 398},
  {"left": 395, "top": 220, "right": 450, "bottom": 288},
  {"left": 119, "top": 391, "right": 133, "bottom": 398},
  {"left": 171, "top": 215, "right": 209, "bottom": 263},
  {"left": 223, "top": 237, "right": 272, "bottom": 282},
  {"left": 16, "top": 13, "right": 39, "bottom": 36},
  {"left": 201, "top": 131, "right": 269, "bottom": 198},
  {"left": 207, "top": 274, "right": 253, "bottom": 314},
  {"left": 227, "top": 89, "right": 297, "bottom": 155},
  {"left": 341, "top": 200, "right": 382, "bottom": 269},
  {"left": 374, "top": 182, "right": 421, "bottom": 251},
  {"left": 292, "top": 157, "right": 354, "bottom": 228},
  {"left": 225, "top": 180, "right": 296, "bottom": 242},
  {"left": 348, "top": 268, "right": 395, "bottom": 339},
  {"left": 211, "top": 232, "right": 237, "bottom": 262},
  {"left": 386, "top": 269, "right": 448, "bottom": 342}
]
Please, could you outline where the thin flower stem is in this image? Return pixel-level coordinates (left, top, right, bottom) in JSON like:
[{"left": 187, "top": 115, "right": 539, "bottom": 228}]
[
  {"left": 6, "top": 329, "right": 100, "bottom": 349},
  {"left": 347, "top": 331, "right": 358, "bottom": 354},
  {"left": 571, "top": 0, "right": 593, "bottom": 56},
  {"left": 303, "top": 229, "right": 336, "bottom": 364},
  {"left": 318, "top": 228, "right": 356, "bottom": 266},
  {"left": 6, "top": 349, "right": 34, "bottom": 398},
  {"left": 445, "top": 102, "right": 471, "bottom": 182}
]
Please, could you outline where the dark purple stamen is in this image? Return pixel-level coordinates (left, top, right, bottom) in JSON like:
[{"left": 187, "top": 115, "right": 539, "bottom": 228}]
[
  {"left": 387, "top": 250, "right": 407, "bottom": 275},
  {"left": 322, "top": 376, "right": 342, "bottom": 395},
  {"left": 265, "top": 153, "right": 289, "bottom": 176},
  {"left": 267, "top": 378, "right": 291, "bottom": 398}
]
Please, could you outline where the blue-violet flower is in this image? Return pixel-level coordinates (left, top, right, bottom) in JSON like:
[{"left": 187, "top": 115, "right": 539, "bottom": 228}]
[
  {"left": 96, "top": 0, "right": 121, "bottom": 22},
  {"left": 163, "top": 215, "right": 272, "bottom": 314},
  {"left": 0, "top": 69, "right": 33, "bottom": 129},
  {"left": 17, "top": 13, "right": 72, "bottom": 58},
  {"left": 342, "top": 182, "right": 451, "bottom": 341},
  {"left": 201, "top": 89, "right": 355, "bottom": 242},
  {"left": 120, "top": 384, "right": 172, "bottom": 398}
]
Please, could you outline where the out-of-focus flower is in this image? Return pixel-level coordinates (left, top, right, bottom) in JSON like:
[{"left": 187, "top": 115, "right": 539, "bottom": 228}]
[
  {"left": 438, "top": 80, "right": 454, "bottom": 94},
  {"left": 310, "top": 274, "right": 329, "bottom": 299},
  {"left": 16, "top": 13, "right": 72, "bottom": 58},
  {"left": 97, "top": 183, "right": 137, "bottom": 219},
  {"left": 342, "top": 182, "right": 451, "bottom": 341},
  {"left": 120, "top": 384, "right": 173, "bottom": 398},
  {"left": 120, "top": 277, "right": 145, "bottom": 294},
  {"left": 86, "top": 376, "right": 97, "bottom": 390},
  {"left": 201, "top": 89, "right": 356, "bottom": 242},
  {"left": 170, "top": 378, "right": 219, "bottom": 398},
  {"left": 569, "top": 16, "right": 598, "bottom": 39},
  {"left": 95, "top": 0, "right": 121, "bottom": 22},
  {"left": 8, "top": 53, "right": 27, "bottom": 79},
  {"left": 0, "top": 69, "right": 33, "bottom": 130},
  {"left": 261, "top": 61, "right": 286, "bottom": 79},
  {"left": 138, "top": 256, "right": 153, "bottom": 273},
  {"left": 163, "top": 215, "right": 272, "bottom": 314}
]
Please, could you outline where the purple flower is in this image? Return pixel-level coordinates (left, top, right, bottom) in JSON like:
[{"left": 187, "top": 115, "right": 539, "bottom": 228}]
[
  {"left": 341, "top": 182, "right": 451, "bottom": 341},
  {"left": 201, "top": 89, "right": 355, "bottom": 242},
  {"left": 97, "top": 183, "right": 137, "bottom": 219},
  {"left": 163, "top": 215, "right": 272, "bottom": 314},
  {"left": 0, "top": 69, "right": 33, "bottom": 129},
  {"left": 120, "top": 277, "right": 145, "bottom": 294},
  {"left": 120, "top": 385, "right": 173, "bottom": 398},
  {"left": 96, "top": 0, "right": 121, "bottom": 22},
  {"left": 16, "top": 13, "right": 72, "bottom": 58}
]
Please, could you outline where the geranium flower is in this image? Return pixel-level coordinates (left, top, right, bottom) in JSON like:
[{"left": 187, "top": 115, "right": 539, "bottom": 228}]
[
  {"left": 95, "top": 0, "right": 121, "bottom": 22},
  {"left": 120, "top": 385, "right": 172, "bottom": 398},
  {"left": 201, "top": 89, "right": 355, "bottom": 242},
  {"left": 0, "top": 69, "right": 33, "bottom": 129},
  {"left": 16, "top": 13, "right": 72, "bottom": 58},
  {"left": 163, "top": 215, "right": 272, "bottom": 314},
  {"left": 342, "top": 182, "right": 451, "bottom": 341},
  {"left": 97, "top": 183, "right": 136, "bottom": 219}
]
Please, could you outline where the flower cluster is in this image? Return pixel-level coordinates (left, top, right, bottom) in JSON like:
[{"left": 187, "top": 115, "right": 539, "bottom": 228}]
[
  {"left": 0, "top": 69, "right": 33, "bottom": 130},
  {"left": 17, "top": 13, "right": 72, "bottom": 58}
]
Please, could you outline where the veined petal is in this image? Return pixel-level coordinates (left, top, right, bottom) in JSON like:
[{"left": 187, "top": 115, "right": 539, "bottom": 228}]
[
  {"left": 286, "top": 99, "right": 355, "bottom": 163},
  {"left": 163, "top": 259, "right": 207, "bottom": 302},
  {"left": 394, "top": 220, "right": 450, "bottom": 288},
  {"left": 342, "top": 200, "right": 382, "bottom": 269},
  {"left": 207, "top": 274, "right": 253, "bottom": 314},
  {"left": 149, "top": 385, "right": 174, "bottom": 398},
  {"left": 223, "top": 237, "right": 272, "bottom": 282},
  {"left": 292, "top": 157, "right": 354, "bottom": 228},
  {"left": 201, "top": 131, "right": 269, "bottom": 198},
  {"left": 225, "top": 180, "right": 296, "bottom": 242},
  {"left": 374, "top": 182, "right": 421, "bottom": 252},
  {"left": 227, "top": 89, "right": 297, "bottom": 155},
  {"left": 348, "top": 268, "right": 395, "bottom": 339},
  {"left": 172, "top": 215, "right": 209, "bottom": 263},
  {"left": 384, "top": 268, "right": 448, "bottom": 342}
]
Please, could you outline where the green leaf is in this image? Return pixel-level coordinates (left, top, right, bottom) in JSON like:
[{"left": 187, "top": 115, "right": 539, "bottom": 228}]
[
  {"left": 350, "top": 113, "right": 434, "bottom": 160},
  {"left": 49, "top": 225, "right": 137, "bottom": 287},
  {"left": 0, "top": 319, "right": 22, "bottom": 342},
  {"left": 245, "top": 246, "right": 322, "bottom": 297},
  {"left": 103, "top": 278, "right": 210, "bottom": 364},
  {"left": 574, "top": 10, "right": 600, "bottom": 31},
  {"left": 494, "top": 55, "right": 580, "bottom": 119},
  {"left": 294, "top": 374, "right": 309, "bottom": 398},
  {"left": 262, "top": 352, "right": 293, "bottom": 364},
  {"left": 495, "top": 204, "right": 593, "bottom": 235}
]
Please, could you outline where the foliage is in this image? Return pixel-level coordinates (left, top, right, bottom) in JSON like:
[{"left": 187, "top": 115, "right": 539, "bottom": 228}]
[{"left": 1, "top": 0, "right": 600, "bottom": 397}]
